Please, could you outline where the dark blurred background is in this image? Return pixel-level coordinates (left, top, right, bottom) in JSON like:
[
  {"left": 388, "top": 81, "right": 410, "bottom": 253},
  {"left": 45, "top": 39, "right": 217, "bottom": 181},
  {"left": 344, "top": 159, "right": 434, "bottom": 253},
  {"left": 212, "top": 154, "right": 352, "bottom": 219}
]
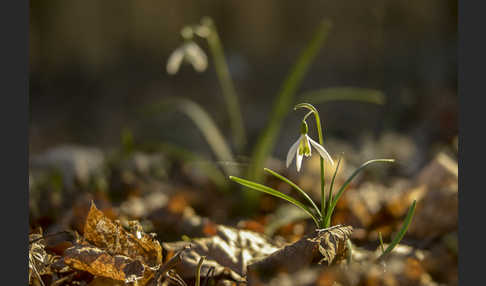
[{"left": 29, "top": 0, "right": 457, "bottom": 160}]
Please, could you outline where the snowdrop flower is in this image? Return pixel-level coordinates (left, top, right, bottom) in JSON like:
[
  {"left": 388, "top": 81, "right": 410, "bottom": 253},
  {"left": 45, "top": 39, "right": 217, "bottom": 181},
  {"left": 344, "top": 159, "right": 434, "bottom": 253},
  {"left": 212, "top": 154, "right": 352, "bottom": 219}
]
[
  {"left": 286, "top": 121, "right": 334, "bottom": 172},
  {"left": 166, "top": 41, "right": 208, "bottom": 75}
]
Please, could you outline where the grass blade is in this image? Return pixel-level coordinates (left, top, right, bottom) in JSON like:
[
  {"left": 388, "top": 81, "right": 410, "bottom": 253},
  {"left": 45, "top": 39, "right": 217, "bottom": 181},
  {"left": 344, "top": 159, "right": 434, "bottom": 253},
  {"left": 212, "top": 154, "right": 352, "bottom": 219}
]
[
  {"left": 146, "top": 97, "right": 238, "bottom": 176},
  {"left": 380, "top": 200, "right": 416, "bottom": 258},
  {"left": 247, "top": 20, "right": 333, "bottom": 185},
  {"left": 264, "top": 168, "right": 321, "bottom": 219},
  {"left": 378, "top": 232, "right": 385, "bottom": 254},
  {"left": 324, "top": 156, "right": 342, "bottom": 227},
  {"left": 301, "top": 87, "right": 386, "bottom": 105},
  {"left": 229, "top": 175, "right": 320, "bottom": 227},
  {"left": 324, "top": 159, "right": 395, "bottom": 225}
]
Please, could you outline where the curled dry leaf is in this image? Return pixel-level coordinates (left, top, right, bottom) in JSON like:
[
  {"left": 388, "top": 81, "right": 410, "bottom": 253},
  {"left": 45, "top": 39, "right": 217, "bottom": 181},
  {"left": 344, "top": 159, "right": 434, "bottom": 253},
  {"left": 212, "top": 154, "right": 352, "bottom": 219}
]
[
  {"left": 59, "top": 202, "right": 166, "bottom": 285},
  {"left": 248, "top": 225, "right": 352, "bottom": 282},
  {"left": 63, "top": 244, "right": 152, "bottom": 283},
  {"left": 315, "top": 225, "right": 354, "bottom": 265},
  {"left": 29, "top": 231, "right": 49, "bottom": 285},
  {"left": 163, "top": 225, "right": 281, "bottom": 282},
  {"left": 83, "top": 201, "right": 162, "bottom": 267}
]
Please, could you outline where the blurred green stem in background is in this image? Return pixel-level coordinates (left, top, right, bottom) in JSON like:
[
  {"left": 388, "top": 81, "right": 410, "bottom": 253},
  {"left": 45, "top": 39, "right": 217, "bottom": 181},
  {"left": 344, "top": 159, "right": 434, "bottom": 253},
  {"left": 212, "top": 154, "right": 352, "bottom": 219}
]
[
  {"left": 147, "top": 97, "right": 238, "bottom": 177},
  {"left": 246, "top": 20, "right": 333, "bottom": 200},
  {"left": 200, "top": 17, "right": 247, "bottom": 152},
  {"left": 301, "top": 87, "right": 386, "bottom": 105}
]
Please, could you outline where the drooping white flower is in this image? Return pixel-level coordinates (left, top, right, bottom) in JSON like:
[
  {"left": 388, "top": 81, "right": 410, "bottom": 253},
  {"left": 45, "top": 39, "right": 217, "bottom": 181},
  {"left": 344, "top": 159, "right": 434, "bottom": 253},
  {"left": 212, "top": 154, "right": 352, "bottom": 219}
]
[
  {"left": 286, "top": 122, "right": 334, "bottom": 172},
  {"left": 166, "top": 41, "right": 208, "bottom": 75}
]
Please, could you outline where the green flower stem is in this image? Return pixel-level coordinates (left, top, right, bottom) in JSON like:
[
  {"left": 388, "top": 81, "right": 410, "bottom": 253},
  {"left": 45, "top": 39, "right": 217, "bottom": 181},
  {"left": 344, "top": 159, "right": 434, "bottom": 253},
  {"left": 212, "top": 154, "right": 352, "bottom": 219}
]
[
  {"left": 201, "top": 17, "right": 246, "bottom": 151},
  {"left": 294, "top": 102, "right": 326, "bottom": 227}
]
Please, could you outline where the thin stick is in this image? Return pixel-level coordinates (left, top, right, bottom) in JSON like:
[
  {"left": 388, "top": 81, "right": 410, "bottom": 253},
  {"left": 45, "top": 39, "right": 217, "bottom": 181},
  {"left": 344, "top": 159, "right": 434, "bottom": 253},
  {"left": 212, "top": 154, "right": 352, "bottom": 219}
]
[
  {"left": 152, "top": 245, "right": 190, "bottom": 283},
  {"left": 195, "top": 256, "right": 206, "bottom": 286}
]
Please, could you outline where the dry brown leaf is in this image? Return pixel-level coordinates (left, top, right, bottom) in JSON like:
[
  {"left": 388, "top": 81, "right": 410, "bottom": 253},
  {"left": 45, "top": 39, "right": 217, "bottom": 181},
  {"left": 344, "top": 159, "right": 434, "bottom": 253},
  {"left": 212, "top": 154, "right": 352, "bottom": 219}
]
[
  {"left": 88, "top": 276, "right": 126, "bottom": 286},
  {"left": 163, "top": 225, "right": 280, "bottom": 282},
  {"left": 314, "top": 225, "right": 354, "bottom": 265},
  {"left": 407, "top": 154, "right": 458, "bottom": 239},
  {"left": 29, "top": 231, "right": 49, "bottom": 285},
  {"left": 29, "top": 228, "right": 66, "bottom": 286},
  {"left": 83, "top": 201, "right": 162, "bottom": 267},
  {"left": 63, "top": 244, "right": 154, "bottom": 283},
  {"left": 247, "top": 225, "right": 352, "bottom": 283}
]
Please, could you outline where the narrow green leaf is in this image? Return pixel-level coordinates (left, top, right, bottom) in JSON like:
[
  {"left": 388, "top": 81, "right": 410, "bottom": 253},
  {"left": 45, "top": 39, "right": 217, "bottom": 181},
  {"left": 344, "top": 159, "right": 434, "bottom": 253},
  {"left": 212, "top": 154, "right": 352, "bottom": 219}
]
[
  {"left": 324, "top": 156, "right": 342, "bottom": 227},
  {"left": 264, "top": 168, "right": 321, "bottom": 219},
  {"left": 229, "top": 176, "right": 320, "bottom": 227},
  {"left": 247, "top": 20, "right": 333, "bottom": 185},
  {"left": 301, "top": 87, "right": 386, "bottom": 105},
  {"left": 324, "top": 159, "right": 395, "bottom": 224},
  {"left": 378, "top": 232, "right": 385, "bottom": 254},
  {"left": 381, "top": 200, "right": 416, "bottom": 257},
  {"left": 145, "top": 97, "right": 238, "bottom": 176}
]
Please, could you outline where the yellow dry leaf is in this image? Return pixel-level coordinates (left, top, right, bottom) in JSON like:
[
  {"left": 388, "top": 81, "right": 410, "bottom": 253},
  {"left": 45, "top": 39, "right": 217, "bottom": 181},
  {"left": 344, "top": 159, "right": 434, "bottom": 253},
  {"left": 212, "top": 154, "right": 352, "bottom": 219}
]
[{"left": 83, "top": 202, "right": 162, "bottom": 267}]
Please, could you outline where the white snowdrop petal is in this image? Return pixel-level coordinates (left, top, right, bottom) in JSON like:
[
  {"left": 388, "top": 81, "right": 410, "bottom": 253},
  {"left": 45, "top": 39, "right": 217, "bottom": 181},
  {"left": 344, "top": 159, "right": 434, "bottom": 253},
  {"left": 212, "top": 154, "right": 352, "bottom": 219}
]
[
  {"left": 308, "top": 137, "right": 334, "bottom": 165},
  {"left": 296, "top": 152, "right": 304, "bottom": 172},
  {"left": 185, "top": 42, "right": 208, "bottom": 72},
  {"left": 166, "top": 47, "right": 185, "bottom": 75},
  {"left": 286, "top": 137, "right": 301, "bottom": 168}
]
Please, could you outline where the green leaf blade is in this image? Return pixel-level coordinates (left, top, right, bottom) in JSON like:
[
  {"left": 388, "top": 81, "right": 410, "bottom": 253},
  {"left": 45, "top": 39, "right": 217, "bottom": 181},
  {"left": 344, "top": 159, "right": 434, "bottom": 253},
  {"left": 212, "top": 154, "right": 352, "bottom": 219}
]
[
  {"left": 229, "top": 175, "right": 320, "bottom": 227},
  {"left": 144, "top": 97, "right": 238, "bottom": 176},
  {"left": 324, "top": 158, "right": 395, "bottom": 224},
  {"left": 263, "top": 168, "right": 322, "bottom": 219},
  {"left": 382, "top": 200, "right": 417, "bottom": 256},
  {"left": 324, "top": 156, "right": 342, "bottom": 227}
]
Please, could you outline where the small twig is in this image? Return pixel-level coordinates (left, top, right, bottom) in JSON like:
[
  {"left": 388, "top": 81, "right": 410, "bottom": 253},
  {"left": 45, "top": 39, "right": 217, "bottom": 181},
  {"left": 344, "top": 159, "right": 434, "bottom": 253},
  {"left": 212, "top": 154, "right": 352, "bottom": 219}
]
[
  {"left": 152, "top": 245, "right": 191, "bottom": 284},
  {"left": 51, "top": 272, "right": 76, "bottom": 286},
  {"left": 378, "top": 232, "right": 385, "bottom": 254},
  {"left": 195, "top": 256, "right": 206, "bottom": 286},
  {"left": 29, "top": 231, "right": 73, "bottom": 244},
  {"left": 202, "top": 266, "right": 215, "bottom": 286},
  {"left": 166, "top": 269, "right": 187, "bottom": 286},
  {"left": 345, "top": 239, "right": 353, "bottom": 265},
  {"left": 30, "top": 259, "right": 45, "bottom": 286},
  {"left": 316, "top": 224, "right": 344, "bottom": 233}
]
